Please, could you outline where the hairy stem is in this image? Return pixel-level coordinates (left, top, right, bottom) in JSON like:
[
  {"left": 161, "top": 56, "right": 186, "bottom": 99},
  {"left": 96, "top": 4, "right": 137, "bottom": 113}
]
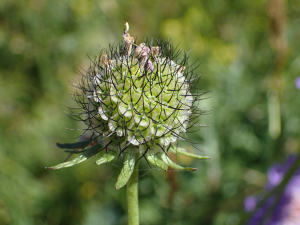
[{"left": 127, "top": 153, "right": 140, "bottom": 225}]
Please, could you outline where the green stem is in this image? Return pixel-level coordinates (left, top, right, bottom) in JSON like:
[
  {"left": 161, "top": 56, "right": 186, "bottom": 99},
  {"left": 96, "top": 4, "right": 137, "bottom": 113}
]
[{"left": 127, "top": 153, "right": 139, "bottom": 225}]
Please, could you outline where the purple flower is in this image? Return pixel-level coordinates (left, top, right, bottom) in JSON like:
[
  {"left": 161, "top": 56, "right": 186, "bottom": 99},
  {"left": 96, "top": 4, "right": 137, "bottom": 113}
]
[
  {"left": 244, "top": 196, "right": 257, "bottom": 212},
  {"left": 295, "top": 77, "right": 300, "bottom": 90},
  {"left": 245, "top": 155, "right": 300, "bottom": 225}
]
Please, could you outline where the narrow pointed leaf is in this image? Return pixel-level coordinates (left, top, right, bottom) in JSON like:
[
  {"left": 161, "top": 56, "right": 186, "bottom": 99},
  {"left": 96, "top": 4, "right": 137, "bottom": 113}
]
[
  {"left": 46, "top": 142, "right": 103, "bottom": 170},
  {"left": 95, "top": 151, "right": 118, "bottom": 165},
  {"left": 169, "top": 147, "right": 210, "bottom": 160},
  {"left": 65, "top": 149, "right": 87, "bottom": 154},
  {"left": 146, "top": 154, "right": 168, "bottom": 170},
  {"left": 160, "top": 153, "right": 197, "bottom": 171},
  {"left": 115, "top": 152, "right": 136, "bottom": 189},
  {"left": 56, "top": 140, "right": 90, "bottom": 149}
]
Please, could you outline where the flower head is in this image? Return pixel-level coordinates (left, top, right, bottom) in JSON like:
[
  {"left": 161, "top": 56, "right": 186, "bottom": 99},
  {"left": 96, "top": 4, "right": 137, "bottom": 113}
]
[{"left": 47, "top": 23, "right": 210, "bottom": 189}]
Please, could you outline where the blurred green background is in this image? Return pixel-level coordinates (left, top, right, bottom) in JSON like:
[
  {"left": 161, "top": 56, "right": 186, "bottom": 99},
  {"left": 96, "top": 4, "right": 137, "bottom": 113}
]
[{"left": 1, "top": 0, "right": 300, "bottom": 224}]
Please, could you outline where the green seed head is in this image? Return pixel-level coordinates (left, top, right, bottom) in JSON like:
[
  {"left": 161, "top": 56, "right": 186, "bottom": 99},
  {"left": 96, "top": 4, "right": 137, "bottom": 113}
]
[
  {"left": 47, "top": 23, "right": 210, "bottom": 189},
  {"left": 81, "top": 33, "right": 193, "bottom": 154}
]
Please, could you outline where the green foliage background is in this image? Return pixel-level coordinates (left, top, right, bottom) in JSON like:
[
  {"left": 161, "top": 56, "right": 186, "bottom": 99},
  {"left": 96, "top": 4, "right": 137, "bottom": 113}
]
[{"left": 1, "top": 0, "right": 300, "bottom": 224}]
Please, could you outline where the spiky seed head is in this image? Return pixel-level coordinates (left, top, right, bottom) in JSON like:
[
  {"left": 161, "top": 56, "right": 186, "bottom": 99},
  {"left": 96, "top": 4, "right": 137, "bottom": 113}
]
[
  {"left": 78, "top": 32, "right": 195, "bottom": 155},
  {"left": 47, "top": 23, "right": 210, "bottom": 189}
]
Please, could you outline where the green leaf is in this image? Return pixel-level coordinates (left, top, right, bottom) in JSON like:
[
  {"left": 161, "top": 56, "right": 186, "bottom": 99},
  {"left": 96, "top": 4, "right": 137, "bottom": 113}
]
[
  {"left": 160, "top": 153, "right": 197, "bottom": 171},
  {"left": 56, "top": 141, "right": 90, "bottom": 149},
  {"left": 169, "top": 147, "right": 211, "bottom": 160},
  {"left": 95, "top": 151, "right": 118, "bottom": 165},
  {"left": 115, "top": 152, "right": 136, "bottom": 189},
  {"left": 46, "top": 142, "right": 103, "bottom": 170},
  {"left": 146, "top": 154, "right": 168, "bottom": 170}
]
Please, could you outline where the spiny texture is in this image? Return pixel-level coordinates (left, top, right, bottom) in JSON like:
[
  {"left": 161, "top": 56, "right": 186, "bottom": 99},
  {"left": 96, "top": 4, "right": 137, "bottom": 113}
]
[
  {"left": 47, "top": 23, "right": 209, "bottom": 189},
  {"left": 78, "top": 44, "right": 196, "bottom": 155}
]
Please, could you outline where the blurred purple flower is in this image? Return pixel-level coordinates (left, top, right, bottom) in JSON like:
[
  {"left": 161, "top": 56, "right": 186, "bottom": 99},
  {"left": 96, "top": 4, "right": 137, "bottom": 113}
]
[
  {"left": 245, "top": 155, "right": 300, "bottom": 225},
  {"left": 244, "top": 196, "right": 257, "bottom": 212},
  {"left": 295, "top": 77, "right": 300, "bottom": 90}
]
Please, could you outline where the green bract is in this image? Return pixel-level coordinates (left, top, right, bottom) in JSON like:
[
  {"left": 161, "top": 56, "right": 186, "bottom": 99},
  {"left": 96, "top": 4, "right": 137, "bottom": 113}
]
[{"left": 47, "top": 23, "right": 210, "bottom": 189}]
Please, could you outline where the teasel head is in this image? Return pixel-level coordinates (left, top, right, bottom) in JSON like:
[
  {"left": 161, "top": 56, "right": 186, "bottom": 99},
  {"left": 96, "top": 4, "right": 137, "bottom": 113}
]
[{"left": 47, "top": 23, "right": 210, "bottom": 189}]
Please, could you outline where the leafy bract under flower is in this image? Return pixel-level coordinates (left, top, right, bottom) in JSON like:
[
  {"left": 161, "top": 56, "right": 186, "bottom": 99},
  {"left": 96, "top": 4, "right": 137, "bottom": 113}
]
[{"left": 47, "top": 23, "right": 210, "bottom": 189}]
